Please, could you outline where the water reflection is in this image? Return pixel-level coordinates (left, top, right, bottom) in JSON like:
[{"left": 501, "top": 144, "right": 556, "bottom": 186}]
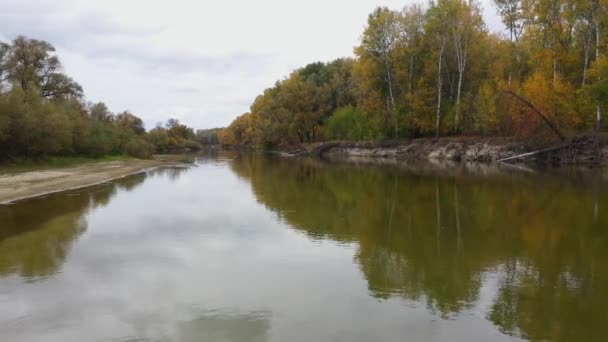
[
  {"left": 229, "top": 154, "right": 608, "bottom": 341},
  {"left": 178, "top": 311, "right": 270, "bottom": 342},
  {"left": 1, "top": 152, "right": 607, "bottom": 341},
  {"left": 0, "top": 173, "right": 147, "bottom": 278}
]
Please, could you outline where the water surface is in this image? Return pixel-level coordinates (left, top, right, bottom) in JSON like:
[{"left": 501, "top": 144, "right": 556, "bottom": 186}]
[{"left": 0, "top": 152, "right": 607, "bottom": 341}]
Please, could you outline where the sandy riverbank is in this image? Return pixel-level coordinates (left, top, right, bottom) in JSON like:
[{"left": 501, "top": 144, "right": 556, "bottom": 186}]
[{"left": 0, "top": 156, "right": 190, "bottom": 204}]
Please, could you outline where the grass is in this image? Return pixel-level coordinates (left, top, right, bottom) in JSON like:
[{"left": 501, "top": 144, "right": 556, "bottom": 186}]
[{"left": 0, "top": 155, "right": 137, "bottom": 174}]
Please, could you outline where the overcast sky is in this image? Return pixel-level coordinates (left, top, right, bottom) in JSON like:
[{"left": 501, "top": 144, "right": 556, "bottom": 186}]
[{"left": 0, "top": 0, "right": 504, "bottom": 129}]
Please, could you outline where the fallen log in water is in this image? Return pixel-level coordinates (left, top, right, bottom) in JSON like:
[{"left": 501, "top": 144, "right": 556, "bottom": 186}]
[{"left": 497, "top": 144, "right": 569, "bottom": 164}]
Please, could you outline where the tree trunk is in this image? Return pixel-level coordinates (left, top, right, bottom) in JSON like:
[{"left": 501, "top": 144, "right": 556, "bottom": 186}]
[
  {"left": 454, "top": 34, "right": 467, "bottom": 134},
  {"left": 436, "top": 37, "right": 446, "bottom": 138},
  {"left": 597, "top": 20, "right": 602, "bottom": 130},
  {"left": 407, "top": 54, "right": 414, "bottom": 107},
  {"left": 408, "top": 54, "right": 414, "bottom": 127},
  {"left": 597, "top": 105, "right": 601, "bottom": 131},
  {"left": 552, "top": 29, "right": 557, "bottom": 87},
  {"left": 583, "top": 28, "right": 591, "bottom": 87},
  {"left": 455, "top": 73, "right": 463, "bottom": 133},
  {"left": 501, "top": 90, "right": 566, "bottom": 141},
  {"left": 408, "top": 55, "right": 414, "bottom": 98},
  {"left": 384, "top": 54, "right": 397, "bottom": 138}
]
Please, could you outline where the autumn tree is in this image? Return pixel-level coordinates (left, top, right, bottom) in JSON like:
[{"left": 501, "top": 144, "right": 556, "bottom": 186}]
[
  {"left": 355, "top": 7, "right": 400, "bottom": 137},
  {"left": 220, "top": 0, "right": 608, "bottom": 147}
]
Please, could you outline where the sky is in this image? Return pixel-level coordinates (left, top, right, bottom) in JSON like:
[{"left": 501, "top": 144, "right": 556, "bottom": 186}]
[{"left": 0, "top": 0, "right": 504, "bottom": 130}]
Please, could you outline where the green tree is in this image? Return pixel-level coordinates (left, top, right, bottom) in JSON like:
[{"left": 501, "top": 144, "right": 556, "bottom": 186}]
[
  {"left": 6, "top": 36, "right": 82, "bottom": 99},
  {"left": 89, "top": 102, "right": 114, "bottom": 122}
]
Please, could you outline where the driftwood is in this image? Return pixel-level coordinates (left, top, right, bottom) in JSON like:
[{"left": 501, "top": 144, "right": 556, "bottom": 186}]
[
  {"left": 497, "top": 143, "right": 568, "bottom": 163},
  {"left": 501, "top": 90, "right": 566, "bottom": 142}
]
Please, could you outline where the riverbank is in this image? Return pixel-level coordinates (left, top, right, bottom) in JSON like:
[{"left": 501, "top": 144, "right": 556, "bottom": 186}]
[
  {"left": 0, "top": 155, "right": 190, "bottom": 204},
  {"left": 286, "top": 135, "right": 608, "bottom": 166}
]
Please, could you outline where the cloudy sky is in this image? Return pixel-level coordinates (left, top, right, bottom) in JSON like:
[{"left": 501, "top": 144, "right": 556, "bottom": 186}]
[{"left": 0, "top": 0, "right": 504, "bottom": 129}]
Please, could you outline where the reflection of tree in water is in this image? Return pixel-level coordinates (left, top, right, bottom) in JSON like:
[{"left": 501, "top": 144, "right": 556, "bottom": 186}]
[
  {"left": 177, "top": 311, "right": 270, "bottom": 342},
  {"left": 0, "top": 173, "right": 147, "bottom": 278},
  {"left": 229, "top": 154, "right": 608, "bottom": 340},
  {"left": 150, "top": 165, "right": 190, "bottom": 182},
  {"left": 195, "top": 146, "right": 222, "bottom": 160}
]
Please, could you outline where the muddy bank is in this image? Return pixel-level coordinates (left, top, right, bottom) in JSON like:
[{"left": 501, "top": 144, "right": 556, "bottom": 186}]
[
  {"left": 307, "top": 136, "right": 608, "bottom": 165},
  {"left": 0, "top": 156, "right": 190, "bottom": 204}
]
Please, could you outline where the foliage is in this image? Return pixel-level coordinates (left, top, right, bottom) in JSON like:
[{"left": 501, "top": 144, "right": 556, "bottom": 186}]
[
  {"left": 124, "top": 138, "right": 155, "bottom": 159},
  {"left": 196, "top": 128, "right": 222, "bottom": 145},
  {"left": 0, "top": 36, "right": 203, "bottom": 161},
  {"left": 147, "top": 127, "right": 170, "bottom": 153},
  {"left": 589, "top": 55, "right": 608, "bottom": 105},
  {"left": 220, "top": 59, "right": 356, "bottom": 147},
  {"left": 325, "top": 106, "right": 383, "bottom": 140},
  {"left": 221, "top": 0, "right": 608, "bottom": 147}
]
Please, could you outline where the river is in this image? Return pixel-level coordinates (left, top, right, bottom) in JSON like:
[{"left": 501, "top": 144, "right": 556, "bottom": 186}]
[{"left": 0, "top": 150, "right": 606, "bottom": 341}]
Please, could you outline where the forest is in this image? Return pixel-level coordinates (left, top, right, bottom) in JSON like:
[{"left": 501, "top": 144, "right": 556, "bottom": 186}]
[
  {"left": 220, "top": 0, "right": 608, "bottom": 148},
  {"left": 0, "top": 36, "right": 205, "bottom": 161}
]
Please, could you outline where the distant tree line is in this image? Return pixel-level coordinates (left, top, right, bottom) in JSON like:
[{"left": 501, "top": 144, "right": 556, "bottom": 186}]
[
  {"left": 0, "top": 36, "right": 202, "bottom": 161},
  {"left": 220, "top": 0, "right": 608, "bottom": 148},
  {"left": 196, "top": 128, "right": 222, "bottom": 145}
]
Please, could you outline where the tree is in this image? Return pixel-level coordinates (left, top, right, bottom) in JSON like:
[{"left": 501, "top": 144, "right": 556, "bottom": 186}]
[
  {"left": 0, "top": 42, "right": 10, "bottom": 92},
  {"left": 396, "top": 4, "right": 426, "bottom": 134},
  {"left": 426, "top": 0, "right": 451, "bottom": 137},
  {"left": 89, "top": 102, "right": 114, "bottom": 122},
  {"left": 220, "top": 0, "right": 608, "bottom": 144},
  {"left": 325, "top": 105, "right": 382, "bottom": 140},
  {"left": 451, "top": 0, "right": 485, "bottom": 132},
  {"left": 6, "top": 36, "right": 82, "bottom": 99},
  {"left": 115, "top": 111, "right": 145, "bottom": 135},
  {"left": 589, "top": 55, "right": 608, "bottom": 126},
  {"left": 147, "top": 127, "right": 170, "bottom": 152},
  {"left": 196, "top": 128, "right": 221, "bottom": 145},
  {"left": 356, "top": 7, "right": 400, "bottom": 137}
]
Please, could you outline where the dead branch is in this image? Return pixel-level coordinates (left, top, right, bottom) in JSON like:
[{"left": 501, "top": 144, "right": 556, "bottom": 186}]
[{"left": 501, "top": 90, "right": 566, "bottom": 142}]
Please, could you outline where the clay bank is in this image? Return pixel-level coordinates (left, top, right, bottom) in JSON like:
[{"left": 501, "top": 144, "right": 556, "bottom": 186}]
[{"left": 292, "top": 135, "right": 608, "bottom": 166}]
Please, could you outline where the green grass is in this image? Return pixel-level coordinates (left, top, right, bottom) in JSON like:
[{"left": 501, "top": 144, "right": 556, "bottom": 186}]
[{"left": 0, "top": 155, "right": 137, "bottom": 174}]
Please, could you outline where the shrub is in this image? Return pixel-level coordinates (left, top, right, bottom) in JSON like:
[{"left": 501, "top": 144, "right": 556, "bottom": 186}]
[
  {"left": 325, "top": 106, "right": 383, "bottom": 140},
  {"left": 183, "top": 139, "right": 203, "bottom": 151},
  {"left": 125, "top": 138, "right": 155, "bottom": 159}
]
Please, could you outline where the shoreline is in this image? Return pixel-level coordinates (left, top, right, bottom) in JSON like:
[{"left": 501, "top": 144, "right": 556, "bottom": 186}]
[
  {"left": 0, "top": 156, "right": 191, "bottom": 205},
  {"left": 270, "top": 135, "right": 608, "bottom": 166}
]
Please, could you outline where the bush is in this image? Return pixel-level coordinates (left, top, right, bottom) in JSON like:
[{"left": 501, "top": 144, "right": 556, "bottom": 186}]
[
  {"left": 147, "top": 127, "right": 170, "bottom": 153},
  {"left": 125, "top": 138, "right": 155, "bottom": 159},
  {"left": 325, "top": 106, "right": 383, "bottom": 141},
  {"left": 183, "top": 139, "right": 203, "bottom": 151}
]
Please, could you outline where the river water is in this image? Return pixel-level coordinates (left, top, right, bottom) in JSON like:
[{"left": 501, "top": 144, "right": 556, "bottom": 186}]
[{"left": 0, "top": 151, "right": 606, "bottom": 341}]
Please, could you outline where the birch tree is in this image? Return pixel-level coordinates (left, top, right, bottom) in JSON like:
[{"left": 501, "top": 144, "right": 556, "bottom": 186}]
[
  {"left": 427, "top": 0, "right": 451, "bottom": 137},
  {"left": 452, "top": 0, "right": 484, "bottom": 132},
  {"left": 494, "top": 0, "right": 525, "bottom": 86},
  {"left": 397, "top": 5, "right": 426, "bottom": 132},
  {"left": 357, "top": 7, "right": 400, "bottom": 137}
]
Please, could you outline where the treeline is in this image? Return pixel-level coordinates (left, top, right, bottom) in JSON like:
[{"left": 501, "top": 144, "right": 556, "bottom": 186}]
[
  {"left": 0, "top": 36, "right": 203, "bottom": 161},
  {"left": 221, "top": 0, "right": 608, "bottom": 148}
]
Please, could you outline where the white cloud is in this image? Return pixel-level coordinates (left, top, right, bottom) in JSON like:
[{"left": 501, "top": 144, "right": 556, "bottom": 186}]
[{"left": 0, "top": 0, "right": 504, "bottom": 129}]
